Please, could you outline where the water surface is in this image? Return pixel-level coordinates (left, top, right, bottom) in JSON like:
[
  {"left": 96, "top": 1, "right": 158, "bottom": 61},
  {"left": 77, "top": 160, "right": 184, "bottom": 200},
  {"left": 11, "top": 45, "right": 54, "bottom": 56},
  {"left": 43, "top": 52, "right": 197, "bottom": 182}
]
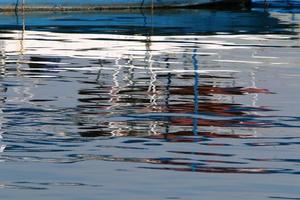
[{"left": 0, "top": 9, "right": 300, "bottom": 200}]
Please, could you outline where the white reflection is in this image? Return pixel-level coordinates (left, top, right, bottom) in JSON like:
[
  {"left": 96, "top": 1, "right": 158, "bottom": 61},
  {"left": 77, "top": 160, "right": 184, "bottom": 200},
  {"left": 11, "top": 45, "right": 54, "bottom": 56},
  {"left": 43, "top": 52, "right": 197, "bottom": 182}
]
[
  {"left": 0, "top": 27, "right": 298, "bottom": 73},
  {"left": 0, "top": 145, "right": 5, "bottom": 153}
]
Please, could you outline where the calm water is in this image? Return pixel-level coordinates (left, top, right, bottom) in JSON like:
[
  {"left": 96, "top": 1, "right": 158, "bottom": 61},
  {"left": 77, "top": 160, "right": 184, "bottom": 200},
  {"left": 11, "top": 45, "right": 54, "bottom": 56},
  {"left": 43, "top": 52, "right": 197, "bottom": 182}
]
[{"left": 0, "top": 8, "right": 300, "bottom": 199}]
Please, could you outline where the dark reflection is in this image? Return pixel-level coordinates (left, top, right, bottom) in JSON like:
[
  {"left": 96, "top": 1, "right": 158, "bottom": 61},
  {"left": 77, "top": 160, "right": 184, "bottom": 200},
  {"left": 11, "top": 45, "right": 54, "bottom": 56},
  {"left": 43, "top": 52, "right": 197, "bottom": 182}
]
[
  {"left": 0, "top": 9, "right": 297, "bottom": 35},
  {"left": 248, "top": 158, "right": 300, "bottom": 163},
  {"left": 140, "top": 166, "right": 291, "bottom": 174},
  {"left": 168, "top": 150, "right": 234, "bottom": 157},
  {"left": 269, "top": 197, "right": 300, "bottom": 200},
  {"left": 63, "top": 153, "right": 293, "bottom": 174},
  {"left": 245, "top": 141, "right": 300, "bottom": 146},
  {"left": 0, "top": 181, "right": 101, "bottom": 190},
  {"left": 28, "top": 56, "right": 61, "bottom": 69}
]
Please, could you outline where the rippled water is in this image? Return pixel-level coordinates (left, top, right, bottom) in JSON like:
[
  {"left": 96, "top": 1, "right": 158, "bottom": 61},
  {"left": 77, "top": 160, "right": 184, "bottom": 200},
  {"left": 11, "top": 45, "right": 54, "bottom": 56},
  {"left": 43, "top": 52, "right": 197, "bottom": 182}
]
[{"left": 0, "top": 9, "right": 300, "bottom": 199}]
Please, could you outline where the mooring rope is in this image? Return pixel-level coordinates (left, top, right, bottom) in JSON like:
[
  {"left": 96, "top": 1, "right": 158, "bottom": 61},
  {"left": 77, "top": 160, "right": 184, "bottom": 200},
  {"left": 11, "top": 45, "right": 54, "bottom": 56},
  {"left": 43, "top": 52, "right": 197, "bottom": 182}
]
[
  {"left": 140, "top": 0, "right": 145, "bottom": 8},
  {"left": 15, "top": 0, "right": 25, "bottom": 13},
  {"left": 140, "top": 0, "right": 155, "bottom": 10},
  {"left": 14, "top": 0, "right": 19, "bottom": 14},
  {"left": 22, "top": 0, "right": 25, "bottom": 34}
]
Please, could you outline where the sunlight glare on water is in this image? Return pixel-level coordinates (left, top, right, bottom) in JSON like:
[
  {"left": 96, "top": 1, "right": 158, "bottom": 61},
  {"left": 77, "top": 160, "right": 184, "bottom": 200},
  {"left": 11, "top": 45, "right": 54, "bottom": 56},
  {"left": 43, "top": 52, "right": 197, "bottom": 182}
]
[{"left": 0, "top": 9, "right": 300, "bottom": 200}]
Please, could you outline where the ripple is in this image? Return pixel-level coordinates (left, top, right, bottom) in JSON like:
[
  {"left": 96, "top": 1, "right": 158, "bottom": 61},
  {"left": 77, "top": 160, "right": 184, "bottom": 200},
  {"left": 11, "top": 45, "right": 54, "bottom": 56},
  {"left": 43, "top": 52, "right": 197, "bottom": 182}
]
[
  {"left": 270, "top": 197, "right": 300, "bottom": 200},
  {"left": 140, "top": 166, "right": 292, "bottom": 174},
  {"left": 0, "top": 181, "right": 101, "bottom": 190}
]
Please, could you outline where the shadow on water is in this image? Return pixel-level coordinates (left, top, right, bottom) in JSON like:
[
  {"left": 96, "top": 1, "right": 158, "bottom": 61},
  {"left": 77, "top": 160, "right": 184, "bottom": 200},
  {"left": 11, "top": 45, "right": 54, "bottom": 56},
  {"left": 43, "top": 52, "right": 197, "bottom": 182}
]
[{"left": 0, "top": 8, "right": 300, "bottom": 180}]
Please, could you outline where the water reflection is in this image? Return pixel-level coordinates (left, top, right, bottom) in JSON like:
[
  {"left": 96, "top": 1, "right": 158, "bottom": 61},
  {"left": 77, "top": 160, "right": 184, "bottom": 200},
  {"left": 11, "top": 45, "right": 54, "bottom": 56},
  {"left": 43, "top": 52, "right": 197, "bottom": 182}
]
[
  {"left": 0, "top": 9, "right": 297, "bottom": 35},
  {"left": 0, "top": 55, "right": 6, "bottom": 152},
  {"left": 77, "top": 69, "right": 273, "bottom": 140},
  {"left": 0, "top": 9, "right": 300, "bottom": 199}
]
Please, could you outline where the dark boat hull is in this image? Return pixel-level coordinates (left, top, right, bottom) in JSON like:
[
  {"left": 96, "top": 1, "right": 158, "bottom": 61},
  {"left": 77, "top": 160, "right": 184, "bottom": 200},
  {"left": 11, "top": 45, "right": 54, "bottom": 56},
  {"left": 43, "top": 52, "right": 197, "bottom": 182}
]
[{"left": 0, "top": 0, "right": 249, "bottom": 11}]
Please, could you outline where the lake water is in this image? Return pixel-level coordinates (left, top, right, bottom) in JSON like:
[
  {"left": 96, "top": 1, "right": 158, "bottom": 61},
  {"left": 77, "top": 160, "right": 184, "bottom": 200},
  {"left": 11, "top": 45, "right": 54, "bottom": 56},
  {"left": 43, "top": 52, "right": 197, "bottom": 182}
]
[{"left": 0, "top": 8, "right": 300, "bottom": 200}]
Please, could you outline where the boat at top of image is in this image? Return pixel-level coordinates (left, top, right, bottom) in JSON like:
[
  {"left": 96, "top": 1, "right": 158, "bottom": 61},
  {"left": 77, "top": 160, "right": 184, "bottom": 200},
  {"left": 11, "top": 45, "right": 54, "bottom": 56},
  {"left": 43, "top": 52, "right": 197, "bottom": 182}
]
[{"left": 0, "top": 0, "right": 250, "bottom": 11}]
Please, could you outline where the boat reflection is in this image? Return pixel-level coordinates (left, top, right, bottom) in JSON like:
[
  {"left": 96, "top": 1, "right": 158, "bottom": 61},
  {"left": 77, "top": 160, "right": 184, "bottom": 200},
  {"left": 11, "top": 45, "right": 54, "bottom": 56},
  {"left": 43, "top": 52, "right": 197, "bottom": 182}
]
[
  {"left": 0, "top": 9, "right": 299, "bottom": 177},
  {"left": 0, "top": 9, "right": 296, "bottom": 35},
  {"left": 77, "top": 72, "right": 273, "bottom": 141},
  {"left": 1, "top": 8, "right": 294, "bottom": 145},
  {"left": 75, "top": 38, "right": 274, "bottom": 142}
]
